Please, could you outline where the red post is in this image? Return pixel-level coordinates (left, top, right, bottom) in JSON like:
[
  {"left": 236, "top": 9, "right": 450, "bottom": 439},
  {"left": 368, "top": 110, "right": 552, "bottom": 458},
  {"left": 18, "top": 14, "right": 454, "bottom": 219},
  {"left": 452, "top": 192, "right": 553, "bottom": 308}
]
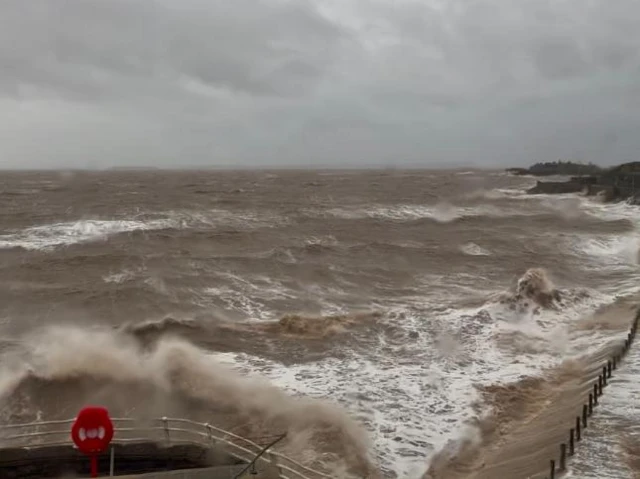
[
  {"left": 91, "top": 455, "right": 98, "bottom": 478},
  {"left": 71, "top": 406, "right": 114, "bottom": 478}
]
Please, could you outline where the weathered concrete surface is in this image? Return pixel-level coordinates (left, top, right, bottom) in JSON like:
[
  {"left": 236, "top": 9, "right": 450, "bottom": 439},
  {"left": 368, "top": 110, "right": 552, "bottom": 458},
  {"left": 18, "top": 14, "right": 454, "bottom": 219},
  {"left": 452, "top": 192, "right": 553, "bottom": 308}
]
[
  {"left": 114, "top": 464, "right": 282, "bottom": 479},
  {"left": 0, "top": 442, "right": 243, "bottom": 478}
]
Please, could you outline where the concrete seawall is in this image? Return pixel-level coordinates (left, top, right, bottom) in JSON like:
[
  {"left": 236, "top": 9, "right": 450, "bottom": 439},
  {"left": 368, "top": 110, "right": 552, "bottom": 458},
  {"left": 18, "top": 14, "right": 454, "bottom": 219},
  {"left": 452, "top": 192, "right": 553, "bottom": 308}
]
[{"left": 115, "top": 465, "right": 253, "bottom": 479}]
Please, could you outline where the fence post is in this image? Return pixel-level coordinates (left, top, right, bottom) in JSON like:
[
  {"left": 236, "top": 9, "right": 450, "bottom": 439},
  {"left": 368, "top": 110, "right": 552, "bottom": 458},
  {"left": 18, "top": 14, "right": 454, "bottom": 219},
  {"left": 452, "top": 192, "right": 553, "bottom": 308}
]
[
  {"left": 593, "top": 384, "right": 599, "bottom": 403},
  {"left": 588, "top": 393, "right": 593, "bottom": 415},
  {"left": 607, "top": 361, "right": 612, "bottom": 378},
  {"left": 602, "top": 368, "right": 607, "bottom": 386},
  {"left": 162, "top": 417, "right": 170, "bottom": 444},
  {"left": 109, "top": 446, "right": 115, "bottom": 476},
  {"left": 550, "top": 459, "right": 556, "bottom": 479},
  {"left": 598, "top": 380, "right": 603, "bottom": 396},
  {"left": 559, "top": 443, "right": 567, "bottom": 471},
  {"left": 576, "top": 416, "right": 581, "bottom": 441},
  {"left": 569, "top": 429, "right": 575, "bottom": 456},
  {"left": 582, "top": 405, "right": 588, "bottom": 428}
]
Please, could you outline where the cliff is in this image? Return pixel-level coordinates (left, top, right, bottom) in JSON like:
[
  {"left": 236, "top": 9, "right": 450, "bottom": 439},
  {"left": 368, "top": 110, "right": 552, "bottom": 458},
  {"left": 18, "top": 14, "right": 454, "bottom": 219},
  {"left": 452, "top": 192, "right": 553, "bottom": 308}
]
[
  {"left": 527, "top": 181, "right": 586, "bottom": 195},
  {"left": 525, "top": 161, "right": 640, "bottom": 204}
]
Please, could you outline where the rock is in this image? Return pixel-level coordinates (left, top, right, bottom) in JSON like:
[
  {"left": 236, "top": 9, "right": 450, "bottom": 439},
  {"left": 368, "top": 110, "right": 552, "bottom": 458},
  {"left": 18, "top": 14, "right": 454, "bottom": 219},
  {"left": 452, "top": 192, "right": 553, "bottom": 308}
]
[{"left": 526, "top": 181, "right": 584, "bottom": 195}]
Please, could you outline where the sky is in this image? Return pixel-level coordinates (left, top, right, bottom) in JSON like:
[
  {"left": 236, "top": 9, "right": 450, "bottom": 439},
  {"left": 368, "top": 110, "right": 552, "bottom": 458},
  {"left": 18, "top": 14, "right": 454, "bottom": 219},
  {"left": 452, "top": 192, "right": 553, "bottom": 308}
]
[{"left": 1, "top": 0, "right": 639, "bottom": 169}]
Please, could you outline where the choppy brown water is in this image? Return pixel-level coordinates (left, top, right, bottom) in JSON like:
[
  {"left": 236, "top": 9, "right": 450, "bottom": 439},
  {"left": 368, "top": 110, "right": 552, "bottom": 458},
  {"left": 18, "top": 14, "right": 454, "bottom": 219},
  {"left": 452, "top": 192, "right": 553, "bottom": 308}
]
[{"left": 0, "top": 169, "right": 638, "bottom": 478}]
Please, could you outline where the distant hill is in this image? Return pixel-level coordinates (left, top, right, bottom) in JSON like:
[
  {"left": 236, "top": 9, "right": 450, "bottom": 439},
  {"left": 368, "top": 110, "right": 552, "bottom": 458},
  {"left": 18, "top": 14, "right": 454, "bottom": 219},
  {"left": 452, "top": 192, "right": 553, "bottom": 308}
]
[
  {"left": 506, "top": 161, "right": 602, "bottom": 177},
  {"left": 107, "top": 166, "right": 161, "bottom": 171}
]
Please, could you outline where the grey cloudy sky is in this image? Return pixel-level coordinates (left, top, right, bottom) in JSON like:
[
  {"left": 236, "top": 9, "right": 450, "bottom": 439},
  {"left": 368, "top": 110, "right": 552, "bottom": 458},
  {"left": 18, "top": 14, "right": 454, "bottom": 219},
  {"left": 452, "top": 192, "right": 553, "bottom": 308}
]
[{"left": 1, "top": 0, "right": 639, "bottom": 169}]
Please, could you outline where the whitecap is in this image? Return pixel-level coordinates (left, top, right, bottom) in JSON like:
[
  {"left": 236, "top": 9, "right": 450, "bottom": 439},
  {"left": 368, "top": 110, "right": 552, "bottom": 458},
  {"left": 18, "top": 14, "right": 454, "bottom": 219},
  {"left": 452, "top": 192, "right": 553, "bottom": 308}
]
[
  {"left": 460, "top": 242, "right": 491, "bottom": 256},
  {"left": 0, "top": 218, "right": 175, "bottom": 250}
]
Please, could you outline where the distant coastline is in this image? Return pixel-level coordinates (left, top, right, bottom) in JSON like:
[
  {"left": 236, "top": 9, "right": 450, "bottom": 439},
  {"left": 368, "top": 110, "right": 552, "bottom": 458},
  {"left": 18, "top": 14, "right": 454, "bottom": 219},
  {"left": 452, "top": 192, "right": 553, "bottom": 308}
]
[
  {"left": 505, "top": 160, "right": 602, "bottom": 177},
  {"left": 508, "top": 161, "right": 640, "bottom": 205},
  {"left": 107, "top": 166, "right": 161, "bottom": 171}
]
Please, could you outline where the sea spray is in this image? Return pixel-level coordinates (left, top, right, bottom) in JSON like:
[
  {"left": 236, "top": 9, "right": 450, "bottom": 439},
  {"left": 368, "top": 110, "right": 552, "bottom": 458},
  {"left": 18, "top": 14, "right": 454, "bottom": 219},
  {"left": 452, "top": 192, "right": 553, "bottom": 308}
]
[{"left": 0, "top": 325, "right": 377, "bottom": 477}]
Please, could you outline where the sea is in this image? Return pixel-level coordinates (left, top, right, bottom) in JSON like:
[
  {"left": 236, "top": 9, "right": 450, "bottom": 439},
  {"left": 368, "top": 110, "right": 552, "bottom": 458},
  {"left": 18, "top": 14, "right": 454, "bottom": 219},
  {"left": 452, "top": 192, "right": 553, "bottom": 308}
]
[{"left": 0, "top": 169, "right": 638, "bottom": 478}]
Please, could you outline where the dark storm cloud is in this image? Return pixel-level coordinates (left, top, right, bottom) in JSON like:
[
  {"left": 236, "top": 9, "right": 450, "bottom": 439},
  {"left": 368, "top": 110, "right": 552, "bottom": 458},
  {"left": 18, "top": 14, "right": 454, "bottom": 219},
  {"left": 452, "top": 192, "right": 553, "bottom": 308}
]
[
  {"left": 0, "top": 0, "right": 639, "bottom": 168},
  {"left": 0, "top": 0, "right": 349, "bottom": 101}
]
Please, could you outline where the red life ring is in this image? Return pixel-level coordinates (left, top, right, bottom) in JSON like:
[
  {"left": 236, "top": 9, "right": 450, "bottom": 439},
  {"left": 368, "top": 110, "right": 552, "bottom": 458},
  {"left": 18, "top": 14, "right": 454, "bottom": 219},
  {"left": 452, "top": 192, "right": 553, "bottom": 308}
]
[{"left": 70, "top": 406, "right": 114, "bottom": 455}]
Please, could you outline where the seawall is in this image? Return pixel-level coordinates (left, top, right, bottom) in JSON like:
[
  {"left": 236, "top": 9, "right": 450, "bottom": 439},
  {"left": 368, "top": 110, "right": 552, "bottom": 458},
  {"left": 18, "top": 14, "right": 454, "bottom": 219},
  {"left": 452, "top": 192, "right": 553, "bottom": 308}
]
[{"left": 424, "top": 297, "right": 640, "bottom": 479}]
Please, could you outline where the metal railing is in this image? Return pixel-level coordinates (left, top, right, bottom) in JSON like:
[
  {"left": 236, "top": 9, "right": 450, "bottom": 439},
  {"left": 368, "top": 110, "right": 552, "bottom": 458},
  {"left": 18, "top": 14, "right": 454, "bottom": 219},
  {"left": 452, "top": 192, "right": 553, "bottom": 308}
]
[{"left": 0, "top": 416, "right": 332, "bottom": 479}]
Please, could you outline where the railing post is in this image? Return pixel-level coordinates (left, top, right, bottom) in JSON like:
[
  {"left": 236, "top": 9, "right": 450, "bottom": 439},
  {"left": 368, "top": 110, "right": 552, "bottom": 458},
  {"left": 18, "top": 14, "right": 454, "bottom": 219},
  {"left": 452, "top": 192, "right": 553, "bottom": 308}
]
[
  {"left": 593, "top": 384, "right": 599, "bottom": 403},
  {"left": 269, "top": 452, "right": 282, "bottom": 475},
  {"left": 582, "top": 405, "right": 588, "bottom": 428},
  {"left": 204, "top": 423, "right": 213, "bottom": 443},
  {"left": 109, "top": 446, "right": 115, "bottom": 476},
  {"left": 559, "top": 443, "right": 567, "bottom": 471},
  {"left": 588, "top": 393, "right": 593, "bottom": 415},
  {"left": 162, "top": 417, "right": 170, "bottom": 444},
  {"left": 607, "top": 360, "right": 612, "bottom": 378},
  {"left": 602, "top": 367, "right": 607, "bottom": 386},
  {"left": 550, "top": 459, "right": 556, "bottom": 479},
  {"left": 575, "top": 416, "right": 581, "bottom": 441},
  {"left": 232, "top": 434, "right": 287, "bottom": 479}
]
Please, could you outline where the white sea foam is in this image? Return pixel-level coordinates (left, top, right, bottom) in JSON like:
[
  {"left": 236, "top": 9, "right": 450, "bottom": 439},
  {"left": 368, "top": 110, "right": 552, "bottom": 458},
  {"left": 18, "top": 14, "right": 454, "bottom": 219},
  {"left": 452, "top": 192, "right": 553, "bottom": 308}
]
[
  {"left": 460, "top": 242, "right": 492, "bottom": 256},
  {"left": 0, "top": 207, "right": 285, "bottom": 251},
  {"left": 200, "top": 273, "right": 300, "bottom": 320},
  {"left": 559, "top": 197, "right": 640, "bottom": 293},
  {"left": 580, "top": 197, "right": 640, "bottom": 225},
  {"left": 208, "top": 283, "right": 617, "bottom": 477},
  {"left": 462, "top": 186, "right": 534, "bottom": 200},
  {"left": 0, "top": 219, "right": 176, "bottom": 250},
  {"left": 103, "top": 268, "right": 140, "bottom": 284},
  {"left": 577, "top": 235, "right": 640, "bottom": 267},
  {"left": 319, "top": 203, "right": 538, "bottom": 223}
]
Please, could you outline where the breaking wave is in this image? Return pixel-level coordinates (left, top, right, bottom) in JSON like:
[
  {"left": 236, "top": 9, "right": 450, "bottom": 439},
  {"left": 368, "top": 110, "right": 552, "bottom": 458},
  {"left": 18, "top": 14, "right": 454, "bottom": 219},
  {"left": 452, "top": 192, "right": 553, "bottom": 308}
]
[
  {"left": 0, "top": 219, "right": 175, "bottom": 250},
  {"left": 319, "top": 203, "right": 513, "bottom": 223},
  {"left": 0, "top": 326, "right": 377, "bottom": 478},
  {"left": 0, "top": 209, "right": 286, "bottom": 251},
  {"left": 577, "top": 234, "right": 640, "bottom": 267}
]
